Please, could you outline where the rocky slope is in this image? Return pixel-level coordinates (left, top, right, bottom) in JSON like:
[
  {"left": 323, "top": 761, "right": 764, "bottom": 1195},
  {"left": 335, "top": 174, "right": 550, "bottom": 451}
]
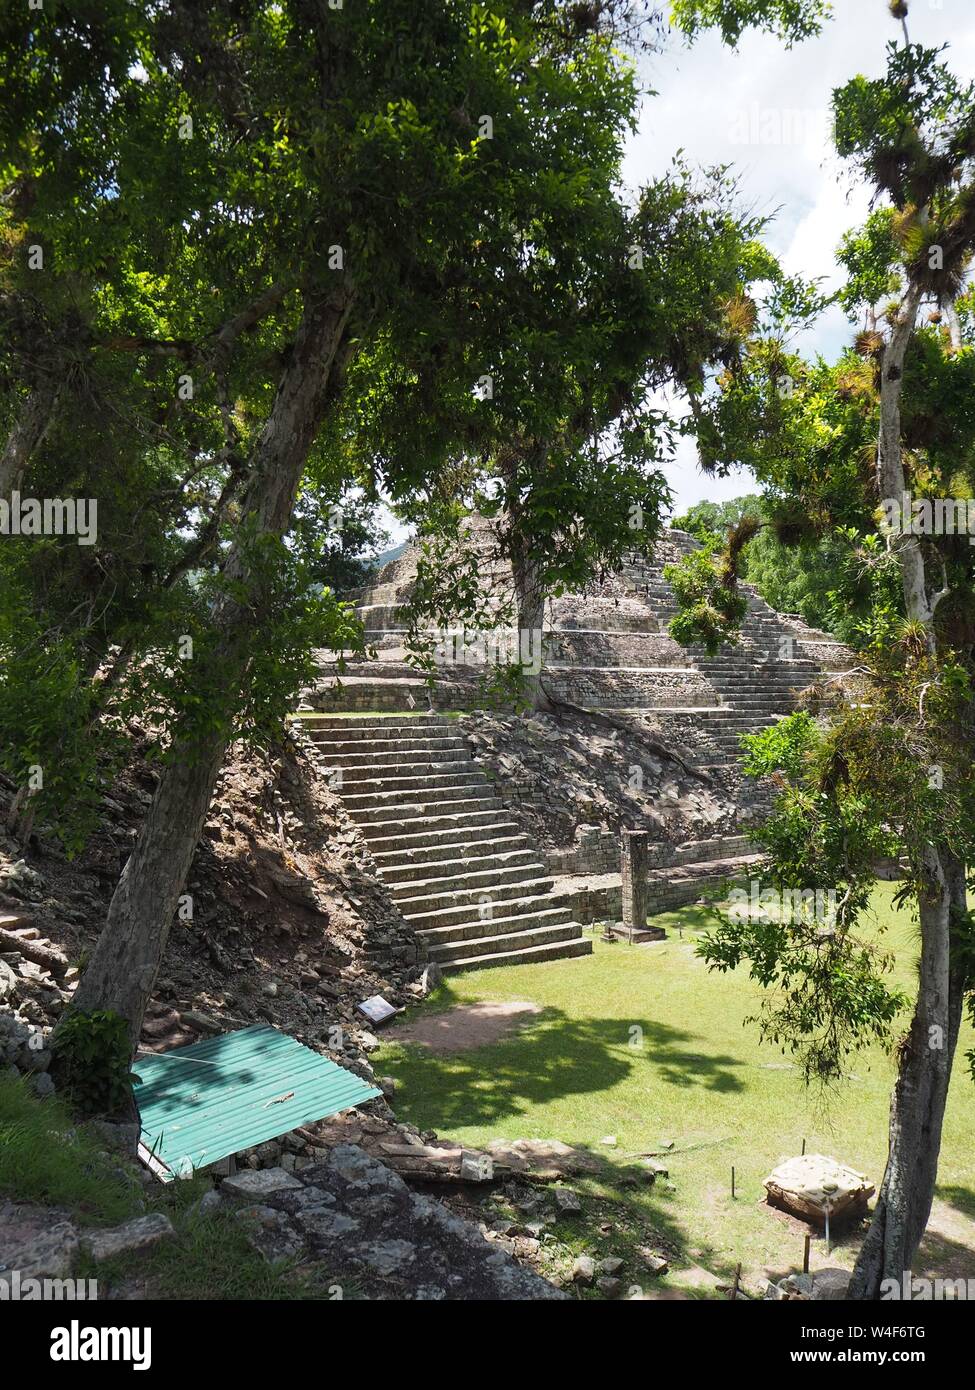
[{"left": 0, "top": 721, "right": 429, "bottom": 1087}]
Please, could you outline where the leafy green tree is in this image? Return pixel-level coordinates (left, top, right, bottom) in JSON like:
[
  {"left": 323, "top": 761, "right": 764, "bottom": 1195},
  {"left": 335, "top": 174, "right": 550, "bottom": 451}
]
[
  {"left": 389, "top": 168, "right": 774, "bottom": 709},
  {"left": 670, "top": 0, "right": 831, "bottom": 47},
  {"left": 670, "top": 10, "right": 975, "bottom": 1297},
  {"left": 672, "top": 495, "right": 903, "bottom": 644},
  {"left": 671, "top": 494, "right": 762, "bottom": 546},
  {"left": 0, "top": 0, "right": 678, "bottom": 1042}
]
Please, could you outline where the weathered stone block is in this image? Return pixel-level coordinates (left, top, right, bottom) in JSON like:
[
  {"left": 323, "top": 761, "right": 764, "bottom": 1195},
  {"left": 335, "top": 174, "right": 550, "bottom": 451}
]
[
  {"left": 82, "top": 1213, "right": 175, "bottom": 1263},
  {"left": 220, "top": 1167, "right": 303, "bottom": 1201},
  {"left": 763, "top": 1154, "right": 874, "bottom": 1227}
]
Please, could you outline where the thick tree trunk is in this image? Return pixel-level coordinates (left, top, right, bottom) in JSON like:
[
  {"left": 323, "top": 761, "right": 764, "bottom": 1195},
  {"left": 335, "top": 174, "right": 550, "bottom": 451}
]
[
  {"left": 68, "top": 287, "right": 354, "bottom": 1046},
  {"left": 0, "top": 379, "right": 60, "bottom": 496},
  {"left": 848, "top": 847, "right": 963, "bottom": 1297},
  {"left": 509, "top": 536, "right": 552, "bottom": 712},
  {"left": 850, "top": 284, "right": 966, "bottom": 1296},
  {"left": 877, "top": 285, "right": 935, "bottom": 649}
]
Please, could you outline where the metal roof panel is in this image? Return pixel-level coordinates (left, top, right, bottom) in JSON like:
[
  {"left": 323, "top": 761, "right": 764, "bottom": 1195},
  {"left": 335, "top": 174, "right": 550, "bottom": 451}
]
[{"left": 134, "top": 1025, "right": 382, "bottom": 1178}]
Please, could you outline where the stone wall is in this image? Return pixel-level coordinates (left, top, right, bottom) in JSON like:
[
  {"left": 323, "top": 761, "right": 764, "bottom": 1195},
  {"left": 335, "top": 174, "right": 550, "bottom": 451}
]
[
  {"left": 543, "top": 832, "right": 754, "bottom": 876},
  {"left": 543, "top": 666, "right": 720, "bottom": 710},
  {"left": 553, "top": 859, "right": 756, "bottom": 925}
]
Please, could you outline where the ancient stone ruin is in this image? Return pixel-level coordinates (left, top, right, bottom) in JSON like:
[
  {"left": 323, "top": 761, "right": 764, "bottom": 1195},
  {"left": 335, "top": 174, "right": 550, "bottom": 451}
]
[{"left": 297, "top": 526, "right": 855, "bottom": 972}]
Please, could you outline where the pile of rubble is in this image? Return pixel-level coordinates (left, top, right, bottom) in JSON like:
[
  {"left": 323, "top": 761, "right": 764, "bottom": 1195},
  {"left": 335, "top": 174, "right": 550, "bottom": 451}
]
[
  {"left": 232, "top": 1108, "right": 608, "bottom": 1186},
  {"left": 0, "top": 725, "right": 436, "bottom": 1097},
  {"left": 215, "top": 1147, "right": 569, "bottom": 1300},
  {"left": 0, "top": 1143, "right": 574, "bottom": 1302},
  {"left": 0, "top": 886, "right": 75, "bottom": 1097},
  {"left": 459, "top": 707, "right": 741, "bottom": 854}
]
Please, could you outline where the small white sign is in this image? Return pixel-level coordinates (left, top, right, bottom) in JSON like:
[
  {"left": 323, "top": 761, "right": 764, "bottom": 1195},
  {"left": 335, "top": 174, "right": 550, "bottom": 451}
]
[{"left": 357, "top": 995, "right": 400, "bottom": 1025}]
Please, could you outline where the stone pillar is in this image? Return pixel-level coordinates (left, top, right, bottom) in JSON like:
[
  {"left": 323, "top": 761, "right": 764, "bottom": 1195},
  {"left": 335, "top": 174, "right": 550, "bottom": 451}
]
[{"left": 621, "top": 830, "right": 649, "bottom": 937}]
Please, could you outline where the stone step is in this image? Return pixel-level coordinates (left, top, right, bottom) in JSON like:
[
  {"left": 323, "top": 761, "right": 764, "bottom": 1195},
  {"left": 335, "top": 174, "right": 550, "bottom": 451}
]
[
  {"left": 353, "top": 806, "right": 514, "bottom": 834},
  {"left": 308, "top": 736, "right": 470, "bottom": 758},
  {"left": 438, "top": 933, "right": 592, "bottom": 974},
  {"left": 401, "top": 888, "right": 561, "bottom": 932},
  {"left": 700, "top": 671, "right": 816, "bottom": 683},
  {"left": 417, "top": 904, "right": 576, "bottom": 946},
  {"left": 392, "top": 856, "right": 548, "bottom": 900},
  {"left": 298, "top": 716, "right": 452, "bottom": 737},
  {"left": 328, "top": 760, "right": 477, "bottom": 789},
  {"left": 375, "top": 840, "right": 535, "bottom": 878},
  {"left": 703, "top": 669, "right": 815, "bottom": 679},
  {"left": 394, "top": 869, "right": 552, "bottom": 917},
  {"left": 340, "top": 774, "right": 488, "bottom": 807},
  {"left": 347, "top": 794, "right": 505, "bottom": 823},
  {"left": 429, "top": 920, "right": 585, "bottom": 965},
  {"left": 677, "top": 716, "right": 779, "bottom": 730},
  {"left": 724, "top": 700, "right": 795, "bottom": 711},
  {"left": 360, "top": 817, "right": 523, "bottom": 851},
  {"left": 384, "top": 848, "right": 541, "bottom": 887}
]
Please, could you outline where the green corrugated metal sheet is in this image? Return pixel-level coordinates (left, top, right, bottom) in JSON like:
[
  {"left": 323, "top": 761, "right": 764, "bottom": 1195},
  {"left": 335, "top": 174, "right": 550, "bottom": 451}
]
[{"left": 133, "top": 1025, "right": 382, "bottom": 1180}]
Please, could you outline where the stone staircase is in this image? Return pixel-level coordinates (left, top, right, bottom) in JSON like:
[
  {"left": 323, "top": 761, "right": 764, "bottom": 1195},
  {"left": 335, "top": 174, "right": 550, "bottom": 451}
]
[
  {"left": 312, "top": 526, "right": 853, "bottom": 750},
  {"left": 294, "top": 525, "right": 859, "bottom": 957},
  {"left": 617, "top": 536, "right": 854, "bottom": 768},
  {"left": 300, "top": 713, "right": 591, "bottom": 974}
]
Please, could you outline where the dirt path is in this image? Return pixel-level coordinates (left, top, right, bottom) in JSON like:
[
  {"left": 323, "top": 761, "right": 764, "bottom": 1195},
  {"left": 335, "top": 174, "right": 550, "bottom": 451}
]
[{"left": 387, "top": 1000, "right": 543, "bottom": 1052}]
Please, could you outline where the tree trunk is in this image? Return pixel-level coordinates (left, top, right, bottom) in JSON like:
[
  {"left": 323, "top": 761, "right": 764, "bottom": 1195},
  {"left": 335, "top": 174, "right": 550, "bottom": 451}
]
[
  {"left": 508, "top": 535, "right": 552, "bottom": 712},
  {"left": 5, "top": 784, "right": 36, "bottom": 845},
  {"left": 876, "top": 285, "right": 935, "bottom": 650},
  {"left": 850, "top": 283, "right": 966, "bottom": 1296},
  {"left": 0, "top": 379, "right": 60, "bottom": 497},
  {"left": 848, "top": 846, "right": 963, "bottom": 1297},
  {"left": 68, "top": 287, "right": 355, "bottom": 1047}
]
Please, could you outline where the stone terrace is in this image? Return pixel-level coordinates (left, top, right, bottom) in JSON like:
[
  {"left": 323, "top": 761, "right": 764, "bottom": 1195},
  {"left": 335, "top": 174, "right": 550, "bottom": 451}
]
[{"left": 296, "top": 526, "right": 856, "bottom": 962}]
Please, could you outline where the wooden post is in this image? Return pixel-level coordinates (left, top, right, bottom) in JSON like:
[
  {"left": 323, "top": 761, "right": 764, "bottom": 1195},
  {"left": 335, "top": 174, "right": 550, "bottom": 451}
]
[{"left": 803, "top": 1234, "right": 810, "bottom": 1273}]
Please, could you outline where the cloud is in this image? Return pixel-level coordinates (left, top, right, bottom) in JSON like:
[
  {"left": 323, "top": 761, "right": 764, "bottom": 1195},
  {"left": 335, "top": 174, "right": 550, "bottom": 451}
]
[{"left": 622, "top": 0, "right": 975, "bottom": 505}]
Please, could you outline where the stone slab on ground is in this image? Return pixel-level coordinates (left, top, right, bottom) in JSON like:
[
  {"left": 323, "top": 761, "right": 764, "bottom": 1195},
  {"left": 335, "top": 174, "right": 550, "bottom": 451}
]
[
  {"left": 0, "top": 1201, "right": 79, "bottom": 1282},
  {"left": 221, "top": 1167, "right": 304, "bottom": 1201},
  {"left": 484, "top": 1137, "right": 604, "bottom": 1179},
  {"left": 764, "top": 1154, "right": 874, "bottom": 1227},
  {"left": 81, "top": 1213, "right": 175, "bottom": 1263},
  {"left": 235, "top": 1204, "right": 309, "bottom": 1263}
]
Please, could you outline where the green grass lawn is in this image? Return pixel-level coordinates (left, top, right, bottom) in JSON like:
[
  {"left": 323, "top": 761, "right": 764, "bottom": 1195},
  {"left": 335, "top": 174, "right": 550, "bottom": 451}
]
[{"left": 376, "top": 883, "right": 975, "bottom": 1294}]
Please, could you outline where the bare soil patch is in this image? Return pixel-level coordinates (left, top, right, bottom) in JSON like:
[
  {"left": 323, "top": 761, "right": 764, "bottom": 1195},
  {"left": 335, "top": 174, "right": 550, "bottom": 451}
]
[{"left": 388, "top": 1000, "right": 543, "bottom": 1052}]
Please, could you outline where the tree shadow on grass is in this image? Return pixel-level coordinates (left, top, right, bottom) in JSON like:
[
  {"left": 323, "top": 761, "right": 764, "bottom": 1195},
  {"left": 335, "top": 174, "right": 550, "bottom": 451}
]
[
  {"left": 379, "top": 1006, "right": 746, "bottom": 1132},
  {"left": 916, "top": 1224, "right": 975, "bottom": 1282},
  {"left": 937, "top": 1184, "right": 975, "bottom": 1224}
]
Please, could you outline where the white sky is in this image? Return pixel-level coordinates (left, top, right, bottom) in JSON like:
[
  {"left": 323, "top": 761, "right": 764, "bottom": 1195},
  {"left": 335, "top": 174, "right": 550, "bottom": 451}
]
[
  {"left": 628, "top": 0, "right": 975, "bottom": 513},
  {"left": 380, "top": 0, "right": 975, "bottom": 546}
]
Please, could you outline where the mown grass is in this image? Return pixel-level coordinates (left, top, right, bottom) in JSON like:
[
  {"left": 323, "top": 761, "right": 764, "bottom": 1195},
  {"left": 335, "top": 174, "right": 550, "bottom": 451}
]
[{"left": 376, "top": 883, "right": 975, "bottom": 1293}]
